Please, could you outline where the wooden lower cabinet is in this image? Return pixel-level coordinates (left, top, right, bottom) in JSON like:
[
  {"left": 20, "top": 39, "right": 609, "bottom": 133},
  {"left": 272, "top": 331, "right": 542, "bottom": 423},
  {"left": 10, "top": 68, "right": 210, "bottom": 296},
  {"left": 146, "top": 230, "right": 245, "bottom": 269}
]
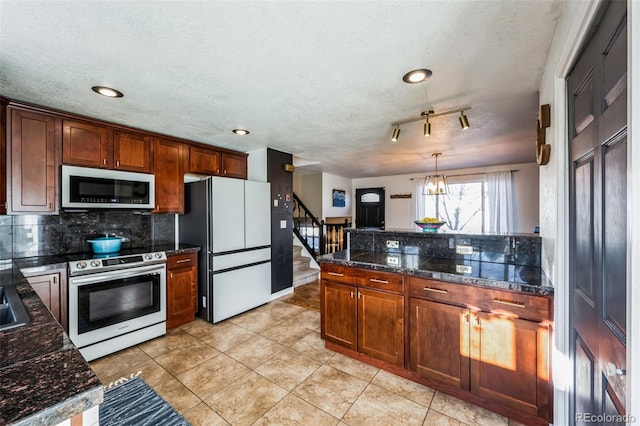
[
  {"left": 321, "top": 268, "right": 404, "bottom": 367},
  {"left": 409, "top": 298, "right": 469, "bottom": 389},
  {"left": 321, "top": 263, "right": 552, "bottom": 425},
  {"left": 166, "top": 253, "right": 198, "bottom": 330},
  {"left": 25, "top": 269, "right": 68, "bottom": 332}
]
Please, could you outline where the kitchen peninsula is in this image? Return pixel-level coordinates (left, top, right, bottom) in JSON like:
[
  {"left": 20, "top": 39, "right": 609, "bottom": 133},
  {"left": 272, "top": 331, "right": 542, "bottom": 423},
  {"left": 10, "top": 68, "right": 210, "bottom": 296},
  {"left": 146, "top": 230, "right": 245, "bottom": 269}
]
[{"left": 318, "top": 228, "right": 553, "bottom": 426}]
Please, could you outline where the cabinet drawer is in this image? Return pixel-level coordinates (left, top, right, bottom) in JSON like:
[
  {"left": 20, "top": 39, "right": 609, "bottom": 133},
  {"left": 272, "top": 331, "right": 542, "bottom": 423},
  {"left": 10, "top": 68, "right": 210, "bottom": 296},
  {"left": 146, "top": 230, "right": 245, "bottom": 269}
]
[
  {"left": 167, "top": 253, "right": 197, "bottom": 270},
  {"left": 408, "top": 276, "right": 551, "bottom": 322},
  {"left": 320, "top": 264, "right": 355, "bottom": 284},
  {"left": 353, "top": 269, "right": 403, "bottom": 294}
]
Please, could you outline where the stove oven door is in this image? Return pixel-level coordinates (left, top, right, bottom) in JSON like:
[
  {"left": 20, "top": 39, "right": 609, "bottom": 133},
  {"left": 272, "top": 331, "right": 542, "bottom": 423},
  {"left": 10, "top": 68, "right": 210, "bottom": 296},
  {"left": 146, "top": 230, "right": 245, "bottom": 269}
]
[{"left": 68, "top": 264, "right": 166, "bottom": 348}]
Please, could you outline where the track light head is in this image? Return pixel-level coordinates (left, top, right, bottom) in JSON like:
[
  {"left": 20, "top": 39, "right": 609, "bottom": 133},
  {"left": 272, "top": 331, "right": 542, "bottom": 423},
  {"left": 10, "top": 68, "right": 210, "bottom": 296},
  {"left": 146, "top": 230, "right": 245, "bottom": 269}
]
[
  {"left": 391, "top": 126, "right": 400, "bottom": 142},
  {"left": 423, "top": 119, "right": 431, "bottom": 137},
  {"left": 459, "top": 112, "right": 470, "bottom": 130}
]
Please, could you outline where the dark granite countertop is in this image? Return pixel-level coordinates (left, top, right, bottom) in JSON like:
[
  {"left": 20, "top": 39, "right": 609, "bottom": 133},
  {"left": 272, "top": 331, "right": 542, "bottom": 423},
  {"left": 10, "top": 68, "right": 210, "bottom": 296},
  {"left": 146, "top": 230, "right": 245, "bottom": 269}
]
[
  {"left": 0, "top": 262, "right": 103, "bottom": 425},
  {"left": 318, "top": 250, "right": 553, "bottom": 296}
]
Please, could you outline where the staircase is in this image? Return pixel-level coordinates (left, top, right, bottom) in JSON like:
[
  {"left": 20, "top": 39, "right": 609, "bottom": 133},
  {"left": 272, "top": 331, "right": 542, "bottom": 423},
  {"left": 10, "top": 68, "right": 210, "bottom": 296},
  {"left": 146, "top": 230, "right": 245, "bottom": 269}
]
[{"left": 292, "top": 237, "right": 320, "bottom": 287}]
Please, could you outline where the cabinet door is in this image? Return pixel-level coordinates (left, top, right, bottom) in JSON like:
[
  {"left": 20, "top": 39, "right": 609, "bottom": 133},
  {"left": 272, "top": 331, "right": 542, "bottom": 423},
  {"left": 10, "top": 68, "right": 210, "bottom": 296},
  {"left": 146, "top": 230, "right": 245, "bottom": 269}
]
[
  {"left": 167, "top": 265, "right": 197, "bottom": 330},
  {"left": 321, "top": 281, "right": 357, "bottom": 350},
  {"left": 210, "top": 177, "right": 245, "bottom": 252},
  {"left": 470, "top": 311, "right": 548, "bottom": 417},
  {"left": 221, "top": 152, "right": 247, "bottom": 179},
  {"left": 188, "top": 146, "right": 221, "bottom": 175},
  {"left": 26, "top": 272, "right": 65, "bottom": 329},
  {"left": 10, "top": 109, "right": 57, "bottom": 213},
  {"left": 113, "top": 131, "right": 153, "bottom": 173},
  {"left": 409, "top": 298, "right": 470, "bottom": 388},
  {"left": 153, "top": 138, "right": 184, "bottom": 213},
  {"left": 357, "top": 288, "right": 404, "bottom": 366},
  {"left": 244, "top": 180, "right": 271, "bottom": 248},
  {"left": 62, "top": 119, "right": 111, "bottom": 168}
]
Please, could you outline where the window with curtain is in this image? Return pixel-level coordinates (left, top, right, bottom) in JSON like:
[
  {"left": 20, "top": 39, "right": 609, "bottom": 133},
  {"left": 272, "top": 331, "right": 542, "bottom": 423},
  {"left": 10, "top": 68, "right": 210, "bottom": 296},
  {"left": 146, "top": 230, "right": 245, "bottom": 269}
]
[{"left": 424, "top": 176, "right": 487, "bottom": 233}]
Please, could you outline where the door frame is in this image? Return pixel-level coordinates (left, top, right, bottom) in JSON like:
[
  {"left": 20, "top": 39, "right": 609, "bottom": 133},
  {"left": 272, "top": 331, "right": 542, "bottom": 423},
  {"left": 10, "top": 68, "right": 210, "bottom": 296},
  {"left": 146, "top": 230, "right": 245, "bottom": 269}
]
[{"left": 549, "top": 0, "right": 639, "bottom": 423}]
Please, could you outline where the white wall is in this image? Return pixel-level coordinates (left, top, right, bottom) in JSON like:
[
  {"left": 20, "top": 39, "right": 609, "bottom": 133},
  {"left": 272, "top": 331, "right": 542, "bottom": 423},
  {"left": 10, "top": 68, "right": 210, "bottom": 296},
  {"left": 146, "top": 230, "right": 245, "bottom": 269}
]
[
  {"left": 296, "top": 173, "right": 323, "bottom": 219},
  {"left": 352, "top": 162, "right": 539, "bottom": 233},
  {"left": 247, "top": 147, "right": 268, "bottom": 182},
  {"left": 322, "top": 173, "right": 352, "bottom": 219}
]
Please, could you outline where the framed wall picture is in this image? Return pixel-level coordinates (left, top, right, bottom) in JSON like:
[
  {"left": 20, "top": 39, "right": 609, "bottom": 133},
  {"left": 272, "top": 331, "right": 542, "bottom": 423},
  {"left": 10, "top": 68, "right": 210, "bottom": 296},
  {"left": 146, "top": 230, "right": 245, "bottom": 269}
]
[{"left": 332, "top": 189, "right": 346, "bottom": 207}]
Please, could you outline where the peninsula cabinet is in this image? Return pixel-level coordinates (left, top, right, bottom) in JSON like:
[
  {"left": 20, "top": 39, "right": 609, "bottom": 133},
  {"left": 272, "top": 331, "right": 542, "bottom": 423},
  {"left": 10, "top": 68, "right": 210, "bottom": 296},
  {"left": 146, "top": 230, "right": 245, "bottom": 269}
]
[
  {"left": 153, "top": 138, "right": 185, "bottom": 214},
  {"left": 321, "top": 264, "right": 404, "bottom": 367},
  {"left": 166, "top": 252, "right": 198, "bottom": 330},
  {"left": 8, "top": 108, "right": 58, "bottom": 214},
  {"left": 63, "top": 120, "right": 153, "bottom": 173},
  {"left": 408, "top": 276, "right": 552, "bottom": 422}
]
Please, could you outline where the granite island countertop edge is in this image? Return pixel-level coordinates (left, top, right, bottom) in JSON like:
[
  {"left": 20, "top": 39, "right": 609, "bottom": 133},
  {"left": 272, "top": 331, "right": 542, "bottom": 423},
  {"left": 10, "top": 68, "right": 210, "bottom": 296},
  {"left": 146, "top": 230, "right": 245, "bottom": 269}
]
[{"left": 318, "top": 253, "right": 554, "bottom": 296}]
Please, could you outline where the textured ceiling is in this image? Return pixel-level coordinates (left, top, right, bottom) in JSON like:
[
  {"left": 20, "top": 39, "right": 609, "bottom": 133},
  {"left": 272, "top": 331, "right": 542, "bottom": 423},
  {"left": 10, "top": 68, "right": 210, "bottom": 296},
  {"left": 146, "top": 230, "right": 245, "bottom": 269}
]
[{"left": 0, "top": 1, "right": 562, "bottom": 178}]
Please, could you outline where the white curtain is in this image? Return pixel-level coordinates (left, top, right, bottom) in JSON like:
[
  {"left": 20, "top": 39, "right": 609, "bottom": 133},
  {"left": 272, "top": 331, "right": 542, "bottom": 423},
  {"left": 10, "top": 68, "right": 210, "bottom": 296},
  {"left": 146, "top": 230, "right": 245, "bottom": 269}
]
[
  {"left": 410, "top": 178, "right": 425, "bottom": 230},
  {"left": 487, "top": 171, "right": 514, "bottom": 233}
]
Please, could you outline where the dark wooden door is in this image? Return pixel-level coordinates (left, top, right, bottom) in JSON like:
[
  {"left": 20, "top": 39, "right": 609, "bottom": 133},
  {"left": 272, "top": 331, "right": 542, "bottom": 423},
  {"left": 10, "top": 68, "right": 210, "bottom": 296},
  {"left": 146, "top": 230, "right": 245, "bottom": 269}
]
[
  {"left": 357, "top": 287, "right": 404, "bottom": 366},
  {"left": 153, "top": 138, "right": 185, "bottom": 213},
  {"left": 321, "top": 281, "right": 357, "bottom": 350},
  {"left": 10, "top": 108, "right": 57, "bottom": 213},
  {"left": 568, "top": 1, "right": 627, "bottom": 422},
  {"left": 409, "top": 298, "right": 469, "bottom": 389},
  {"left": 113, "top": 131, "right": 153, "bottom": 173},
  {"left": 62, "top": 119, "right": 111, "bottom": 168},
  {"left": 355, "top": 187, "right": 385, "bottom": 229}
]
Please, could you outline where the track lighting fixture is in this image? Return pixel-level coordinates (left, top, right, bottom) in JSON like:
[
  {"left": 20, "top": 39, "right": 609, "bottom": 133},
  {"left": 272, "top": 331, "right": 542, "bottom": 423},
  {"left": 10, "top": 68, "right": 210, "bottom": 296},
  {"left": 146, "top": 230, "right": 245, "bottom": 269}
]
[
  {"left": 390, "top": 106, "right": 471, "bottom": 141},
  {"left": 423, "top": 116, "right": 431, "bottom": 137},
  {"left": 423, "top": 153, "right": 448, "bottom": 195},
  {"left": 391, "top": 126, "right": 400, "bottom": 142},
  {"left": 459, "top": 112, "right": 470, "bottom": 130}
]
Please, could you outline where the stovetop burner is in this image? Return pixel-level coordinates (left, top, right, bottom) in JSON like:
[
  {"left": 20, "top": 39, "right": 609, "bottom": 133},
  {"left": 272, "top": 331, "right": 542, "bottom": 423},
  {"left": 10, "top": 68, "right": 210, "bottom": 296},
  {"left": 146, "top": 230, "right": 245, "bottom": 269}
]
[{"left": 68, "top": 251, "right": 167, "bottom": 276}]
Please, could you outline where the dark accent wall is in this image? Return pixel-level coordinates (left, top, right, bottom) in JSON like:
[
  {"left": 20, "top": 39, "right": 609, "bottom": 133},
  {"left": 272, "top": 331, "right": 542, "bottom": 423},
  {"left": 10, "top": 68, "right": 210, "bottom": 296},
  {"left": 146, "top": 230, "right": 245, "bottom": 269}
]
[
  {"left": 0, "top": 212, "right": 175, "bottom": 260},
  {"left": 267, "top": 148, "right": 293, "bottom": 294}
]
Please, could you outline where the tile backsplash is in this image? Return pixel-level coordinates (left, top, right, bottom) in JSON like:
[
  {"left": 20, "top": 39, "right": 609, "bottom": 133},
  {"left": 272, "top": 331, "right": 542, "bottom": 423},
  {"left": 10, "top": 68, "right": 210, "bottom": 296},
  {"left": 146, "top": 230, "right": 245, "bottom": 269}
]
[{"left": 0, "top": 212, "right": 175, "bottom": 260}]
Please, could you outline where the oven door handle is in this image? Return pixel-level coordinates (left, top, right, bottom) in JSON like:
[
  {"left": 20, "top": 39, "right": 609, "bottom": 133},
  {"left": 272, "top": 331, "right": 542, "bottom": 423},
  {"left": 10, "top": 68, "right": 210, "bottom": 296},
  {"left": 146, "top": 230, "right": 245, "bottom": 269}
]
[{"left": 69, "top": 264, "right": 165, "bottom": 285}]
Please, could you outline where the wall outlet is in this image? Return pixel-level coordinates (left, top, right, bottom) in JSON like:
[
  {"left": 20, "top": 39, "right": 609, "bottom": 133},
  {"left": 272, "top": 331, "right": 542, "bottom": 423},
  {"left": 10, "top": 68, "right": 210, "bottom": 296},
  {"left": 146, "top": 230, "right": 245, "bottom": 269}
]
[
  {"left": 456, "top": 264, "right": 473, "bottom": 274},
  {"left": 386, "top": 255, "right": 400, "bottom": 266},
  {"left": 386, "top": 240, "right": 399, "bottom": 249},
  {"left": 456, "top": 245, "right": 473, "bottom": 255}
]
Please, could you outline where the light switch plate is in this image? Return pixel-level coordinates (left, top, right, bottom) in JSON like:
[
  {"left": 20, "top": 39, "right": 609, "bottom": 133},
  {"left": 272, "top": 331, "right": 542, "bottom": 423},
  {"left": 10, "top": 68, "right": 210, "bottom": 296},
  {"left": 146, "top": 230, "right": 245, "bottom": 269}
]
[
  {"left": 386, "top": 240, "right": 399, "bottom": 249},
  {"left": 280, "top": 220, "right": 287, "bottom": 229}
]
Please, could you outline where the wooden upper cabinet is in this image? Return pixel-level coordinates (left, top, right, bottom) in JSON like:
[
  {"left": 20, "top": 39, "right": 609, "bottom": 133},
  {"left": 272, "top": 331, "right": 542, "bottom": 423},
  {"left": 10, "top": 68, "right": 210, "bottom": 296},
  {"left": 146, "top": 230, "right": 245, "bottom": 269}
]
[
  {"left": 187, "top": 145, "right": 221, "bottom": 175},
  {"left": 221, "top": 152, "right": 247, "bottom": 179},
  {"left": 62, "top": 119, "right": 111, "bottom": 168},
  {"left": 113, "top": 130, "right": 153, "bottom": 173},
  {"left": 9, "top": 108, "right": 58, "bottom": 213},
  {"left": 154, "top": 138, "right": 185, "bottom": 214}
]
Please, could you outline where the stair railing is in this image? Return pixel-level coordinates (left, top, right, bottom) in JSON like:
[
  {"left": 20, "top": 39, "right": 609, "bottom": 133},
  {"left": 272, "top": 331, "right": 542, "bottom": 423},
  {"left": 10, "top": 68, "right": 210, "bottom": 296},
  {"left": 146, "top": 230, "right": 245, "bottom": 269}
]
[{"left": 293, "top": 193, "right": 351, "bottom": 259}]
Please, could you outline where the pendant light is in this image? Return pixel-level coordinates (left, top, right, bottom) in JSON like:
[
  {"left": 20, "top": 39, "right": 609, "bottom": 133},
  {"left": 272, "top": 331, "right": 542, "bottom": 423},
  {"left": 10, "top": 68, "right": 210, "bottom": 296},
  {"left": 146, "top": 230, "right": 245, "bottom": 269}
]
[{"left": 423, "top": 153, "right": 448, "bottom": 195}]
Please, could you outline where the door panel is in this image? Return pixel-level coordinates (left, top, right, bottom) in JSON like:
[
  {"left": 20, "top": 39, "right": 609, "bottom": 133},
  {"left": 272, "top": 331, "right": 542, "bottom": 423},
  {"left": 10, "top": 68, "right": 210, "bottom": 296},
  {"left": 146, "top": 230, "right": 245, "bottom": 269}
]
[
  {"left": 357, "top": 287, "right": 403, "bottom": 366},
  {"left": 321, "top": 281, "right": 356, "bottom": 350},
  {"left": 211, "top": 177, "right": 245, "bottom": 252},
  {"left": 568, "top": 1, "right": 627, "bottom": 423},
  {"left": 245, "top": 181, "right": 271, "bottom": 248},
  {"left": 355, "top": 187, "right": 385, "bottom": 229}
]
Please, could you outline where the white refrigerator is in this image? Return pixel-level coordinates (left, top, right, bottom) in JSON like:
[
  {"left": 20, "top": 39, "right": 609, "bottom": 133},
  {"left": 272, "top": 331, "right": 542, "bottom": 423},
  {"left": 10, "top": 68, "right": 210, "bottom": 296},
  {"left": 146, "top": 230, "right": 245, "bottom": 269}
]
[{"left": 180, "top": 177, "right": 271, "bottom": 323}]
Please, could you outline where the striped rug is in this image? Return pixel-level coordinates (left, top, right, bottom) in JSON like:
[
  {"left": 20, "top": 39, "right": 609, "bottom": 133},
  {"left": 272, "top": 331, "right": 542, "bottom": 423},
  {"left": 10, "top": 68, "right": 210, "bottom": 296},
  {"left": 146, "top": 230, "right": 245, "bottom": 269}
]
[{"left": 100, "top": 377, "right": 190, "bottom": 426}]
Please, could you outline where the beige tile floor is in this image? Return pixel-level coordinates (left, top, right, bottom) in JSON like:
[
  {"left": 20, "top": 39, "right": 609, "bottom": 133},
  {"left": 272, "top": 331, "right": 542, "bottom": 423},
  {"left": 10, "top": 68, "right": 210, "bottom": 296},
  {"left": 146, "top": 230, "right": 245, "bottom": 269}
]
[{"left": 89, "top": 300, "right": 526, "bottom": 426}]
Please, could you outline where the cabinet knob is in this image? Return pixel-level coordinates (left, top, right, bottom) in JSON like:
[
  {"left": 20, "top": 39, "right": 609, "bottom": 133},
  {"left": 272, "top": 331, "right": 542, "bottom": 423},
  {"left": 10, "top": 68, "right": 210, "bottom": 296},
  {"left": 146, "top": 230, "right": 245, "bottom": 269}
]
[
  {"left": 216, "top": 168, "right": 220, "bottom": 174},
  {"left": 49, "top": 202, "right": 53, "bottom": 210},
  {"left": 116, "top": 160, "right": 120, "bottom": 167},
  {"left": 369, "top": 278, "right": 389, "bottom": 284},
  {"left": 170, "top": 272, "right": 174, "bottom": 279},
  {"left": 223, "top": 169, "right": 227, "bottom": 175},
  {"left": 493, "top": 298, "right": 525, "bottom": 308},
  {"left": 350, "top": 291, "right": 354, "bottom": 298},
  {"left": 103, "top": 159, "right": 107, "bottom": 165},
  {"left": 176, "top": 259, "right": 191, "bottom": 264}
]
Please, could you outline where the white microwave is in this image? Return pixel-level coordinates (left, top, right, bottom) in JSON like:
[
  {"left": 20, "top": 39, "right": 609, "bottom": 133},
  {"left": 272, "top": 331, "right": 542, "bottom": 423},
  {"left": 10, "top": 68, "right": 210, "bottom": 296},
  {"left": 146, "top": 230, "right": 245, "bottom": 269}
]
[{"left": 61, "top": 165, "right": 155, "bottom": 209}]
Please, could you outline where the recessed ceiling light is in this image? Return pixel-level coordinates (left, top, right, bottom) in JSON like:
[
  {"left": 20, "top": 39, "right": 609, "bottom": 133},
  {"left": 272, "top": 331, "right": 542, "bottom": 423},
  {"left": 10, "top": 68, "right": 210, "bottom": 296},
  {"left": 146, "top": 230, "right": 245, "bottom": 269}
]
[
  {"left": 91, "top": 86, "right": 124, "bottom": 98},
  {"left": 402, "top": 69, "right": 432, "bottom": 84},
  {"left": 232, "top": 129, "right": 250, "bottom": 135}
]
